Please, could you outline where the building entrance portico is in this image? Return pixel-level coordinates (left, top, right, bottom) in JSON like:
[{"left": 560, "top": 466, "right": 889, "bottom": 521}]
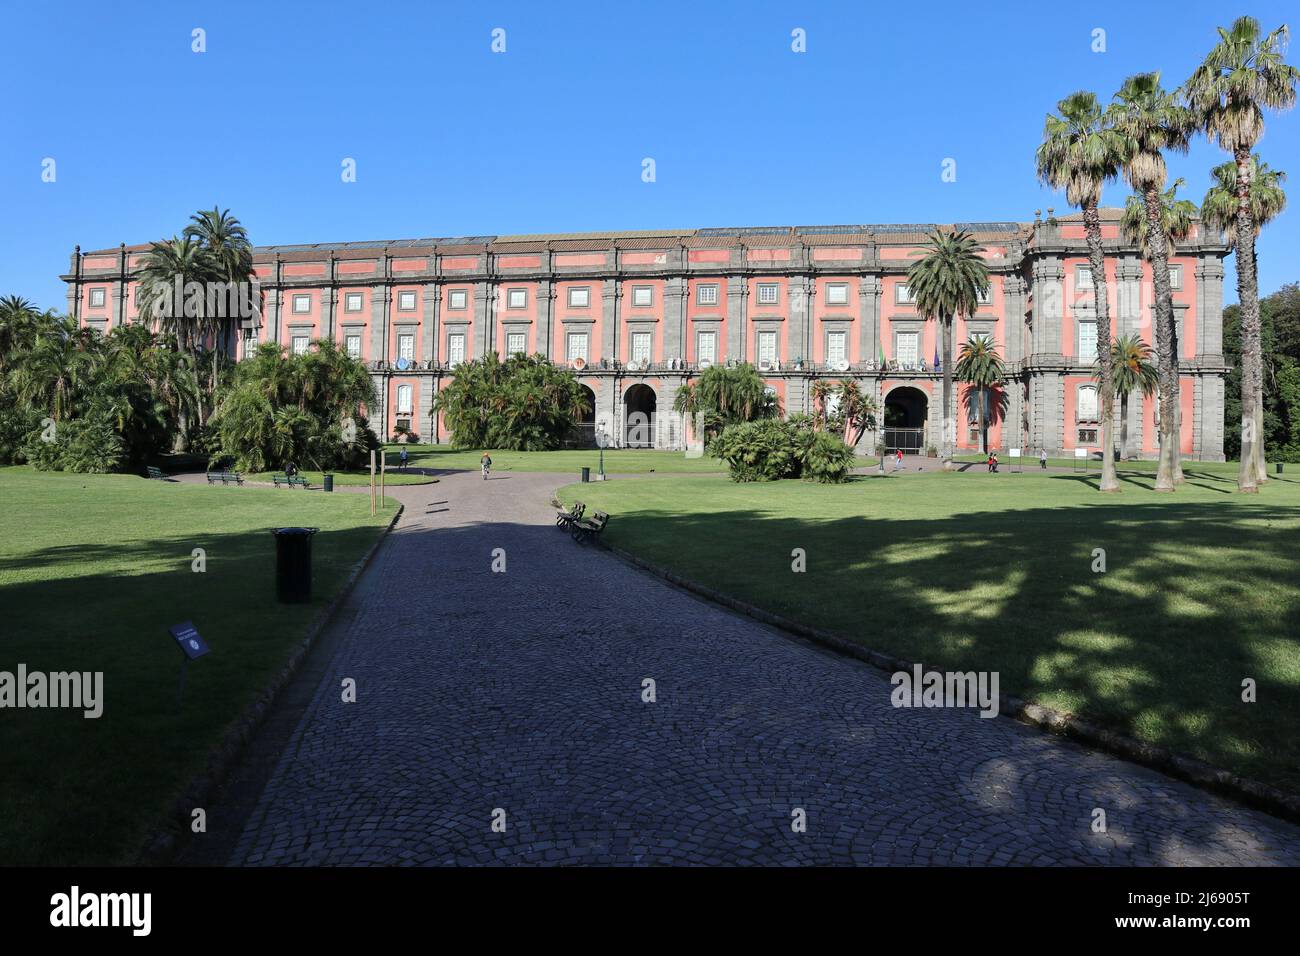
[{"left": 884, "top": 386, "right": 929, "bottom": 453}]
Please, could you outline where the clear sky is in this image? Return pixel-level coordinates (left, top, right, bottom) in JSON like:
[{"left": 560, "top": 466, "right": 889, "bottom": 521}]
[{"left": 1, "top": 0, "right": 1296, "bottom": 310}]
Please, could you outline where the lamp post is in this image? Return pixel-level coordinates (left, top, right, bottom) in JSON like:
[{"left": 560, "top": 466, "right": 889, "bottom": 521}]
[{"left": 596, "top": 428, "right": 607, "bottom": 479}]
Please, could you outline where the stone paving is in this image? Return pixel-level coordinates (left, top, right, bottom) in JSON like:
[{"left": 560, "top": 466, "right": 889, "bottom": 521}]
[{"left": 225, "top": 469, "right": 1300, "bottom": 866}]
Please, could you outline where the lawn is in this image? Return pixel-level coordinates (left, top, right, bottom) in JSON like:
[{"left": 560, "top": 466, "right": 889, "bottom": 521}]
[
  {"left": 0, "top": 467, "right": 397, "bottom": 865},
  {"left": 387, "top": 444, "right": 729, "bottom": 474},
  {"left": 559, "top": 468, "right": 1300, "bottom": 792},
  {"left": 243, "top": 468, "right": 437, "bottom": 487}
]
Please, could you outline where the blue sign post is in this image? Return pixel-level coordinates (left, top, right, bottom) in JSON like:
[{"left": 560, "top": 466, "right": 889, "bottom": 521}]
[{"left": 169, "top": 621, "right": 210, "bottom": 711}]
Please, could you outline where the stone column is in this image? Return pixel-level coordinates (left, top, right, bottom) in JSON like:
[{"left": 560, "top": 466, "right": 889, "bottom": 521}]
[
  {"left": 370, "top": 287, "right": 390, "bottom": 364},
  {"left": 1196, "top": 257, "right": 1225, "bottom": 362},
  {"left": 601, "top": 278, "right": 619, "bottom": 363},
  {"left": 473, "top": 281, "right": 492, "bottom": 359},
  {"left": 727, "top": 276, "right": 747, "bottom": 361},
  {"left": 538, "top": 278, "right": 553, "bottom": 360},
  {"left": 422, "top": 284, "right": 440, "bottom": 366},
  {"left": 322, "top": 287, "right": 337, "bottom": 343},
  {"left": 859, "top": 275, "right": 881, "bottom": 367},
  {"left": 664, "top": 276, "right": 686, "bottom": 361}
]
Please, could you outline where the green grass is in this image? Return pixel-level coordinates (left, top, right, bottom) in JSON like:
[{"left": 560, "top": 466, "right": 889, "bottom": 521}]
[
  {"left": 244, "top": 468, "right": 437, "bottom": 487},
  {"left": 387, "top": 445, "right": 728, "bottom": 474},
  {"left": 953, "top": 453, "right": 1247, "bottom": 476},
  {"left": 0, "top": 467, "right": 397, "bottom": 865},
  {"left": 560, "top": 468, "right": 1300, "bottom": 792}
]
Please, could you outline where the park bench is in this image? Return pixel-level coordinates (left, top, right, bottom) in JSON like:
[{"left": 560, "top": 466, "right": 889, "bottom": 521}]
[
  {"left": 272, "top": 473, "right": 310, "bottom": 489},
  {"left": 146, "top": 466, "right": 167, "bottom": 481},
  {"left": 206, "top": 470, "right": 244, "bottom": 486},
  {"left": 556, "top": 501, "right": 585, "bottom": 529},
  {"left": 570, "top": 510, "right": 609, "bottom": 544}
]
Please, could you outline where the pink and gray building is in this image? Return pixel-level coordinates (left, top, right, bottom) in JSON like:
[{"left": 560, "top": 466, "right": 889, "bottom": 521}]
[{"left": 63, "top": 210, "right": 1229, "bottom": 459}]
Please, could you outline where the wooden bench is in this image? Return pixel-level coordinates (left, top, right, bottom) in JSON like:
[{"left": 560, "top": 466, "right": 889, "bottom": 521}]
[
  {"left": 570, "top": 510, "right": 609, "bottom": 544},
  {"left": 206, "top": 471, "right": 245, "bottom": 486},
  {"left": 146, "top": 466, "right": 167, "bottom": 481},
  {"left": 555, "top": 501, "right": 585, "bottom": 529},
  {"left": 272, "top": 473, "right": 310, "bottom": 489}
]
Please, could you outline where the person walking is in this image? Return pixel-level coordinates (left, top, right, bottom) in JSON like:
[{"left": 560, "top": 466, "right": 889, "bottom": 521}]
[
  {"left": 894, "top": 449, "right": 904, "bottom": 472},
  {"left": 1039, "top": 448, "right": 1047, "bottom": 470},
  {"left": 480, "top": 451, "right": 492, "bottom": 480},
  {"left": 399, "top": 447, "right": 409, "bottom": 471}
]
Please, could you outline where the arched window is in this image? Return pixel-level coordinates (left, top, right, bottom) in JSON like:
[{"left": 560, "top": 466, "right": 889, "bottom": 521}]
[
  {"left": 1077, "top": 384, "right": 1099, "bottom": 422},
  {"left": 396, "top": 384, "right": 413, "bottom": 415}
]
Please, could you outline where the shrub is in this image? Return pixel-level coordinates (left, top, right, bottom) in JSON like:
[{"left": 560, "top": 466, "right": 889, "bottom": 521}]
[{"left": 712, "top": 418, "right": 855, "bottom": 483}]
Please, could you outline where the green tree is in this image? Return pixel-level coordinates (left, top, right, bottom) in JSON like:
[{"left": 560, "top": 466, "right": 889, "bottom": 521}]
[
  {"left": 1037, "top": 90, "right": 1127, "bottom": 491},
  {"left": 954, "top": 335, "right": 1005, "bottom": 455},
  {"left": 183, "top": 207, "right": 257, "bottom": 399},
  {"left": 1106, "top": 334, "right": 1160, "bottom": 460},
  {"left": 1109, "top": 71, "right": 1196, "bottom": 492},
  {"left": 432, "top": 352, "right": 588, "bottom": 450},
  {"left": 1185, "top": 16, "right": 1299, "bottom": 490},
  {"left": 907, "top": 230, "right": 989, "bottom": 469}
]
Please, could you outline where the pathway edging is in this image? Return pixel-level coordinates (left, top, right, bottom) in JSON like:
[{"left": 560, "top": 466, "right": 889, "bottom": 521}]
[
  {"left": 588, "top": 517, "right": 1300, "bottom": 825},
  {"left": 135, "top": 503, "right": 405, "bottom": 865}
]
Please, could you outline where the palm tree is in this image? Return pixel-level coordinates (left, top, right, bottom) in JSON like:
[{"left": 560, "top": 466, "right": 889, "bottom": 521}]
[
  {"left": 1036, "top": 90, "right": 1127, "bottom": 492},
  {"left": 1185, "top": 16, "right": 1299, "bottom": 492},
  {"left": 907, "top": 230, "right": 989, "bottom": 469},
  {"left": 9, "top": 315, "right": 100, "bottom": 422},
  {"left": 954, "top": 335, "right": 1005, "bottom": 455},
  {"left": 184, "top": 207, "right": 256, "bottom": 395},
  {"left": 135, "top": 236, "right": 216, "bottom": 355},
  {"left": 0, "top": 295, "right": 41, "bottom": 371},
  {"left": 1202, "top": 154, "right": 1288, "bottom": 482},
  {"left": 1119, "top": 178, "right": 1197, "bottom": 481},
  {"left": 828, "top": 379, "right": 878, "bottom": 447},
  {"left": 1107, "top": 334, "right": 1160, "bottom": 460},
  {"left": 1109, "top": 72, "right": 1195, "bottom": 492}
]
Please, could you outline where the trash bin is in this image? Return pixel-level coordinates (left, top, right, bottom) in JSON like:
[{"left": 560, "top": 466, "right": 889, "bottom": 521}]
[
  {"left": 271, "top": 527, "right": 319, "bottom": 603},
  {"left": 581, "top": 466, "right": 590, "bottom": 483},
  {"left": 323, "top": 473, "right": 334, "bottom": 492},
  {"left": 1277, "top": 462, "right": 1284, "bottom": 475}
]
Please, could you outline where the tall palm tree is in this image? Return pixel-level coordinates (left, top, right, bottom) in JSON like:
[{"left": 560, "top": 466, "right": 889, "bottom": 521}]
[
  {"left": 907, "top": 230, "right": 989, "bottom": 469},
  {"left": 1119, "top": 178, "right": 1197, "bottom": 481},
  {"left": 1109, "top": 72, "right": 1195, "bottom": 492},
  {"left": 1036, "top": 90, "right": 1127, "bottom": 492},
  {"left": 1201, "top": 154, "right": 1288, "bottom": 482},
  {"left": 135, "top": 236, "right": 216, "bottom": 354},
  {"left": 954, "top": 335, "right": 1005, "bottom": 455},
  {"left": 184, "top": 207, "right": 256, "bottom": 395},
  {"left": 1106, "top": 334, "right": 1160, "bottom": 460},
  {"left": 9, "top": 315, "right": 100, "bottom": 422},
  {"left": 0, "top": 295, "right": 41, "bottom": 371},
  {"left": 1185, "top": 16, "right": 1299, "bottom": 492}
]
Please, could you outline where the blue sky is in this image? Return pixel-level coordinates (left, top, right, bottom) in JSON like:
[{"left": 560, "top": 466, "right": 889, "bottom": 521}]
[{"left": 1, "top": 0, "right": 1296, "bottom": 309}]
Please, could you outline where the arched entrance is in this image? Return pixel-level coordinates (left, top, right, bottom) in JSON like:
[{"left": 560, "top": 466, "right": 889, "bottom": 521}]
[
  {"left": 571, "top": 384, "right": 597, "bottom": 447},
  {"left": 624, "top": 384, "right": 657, "bottom": 448},
  {"left": 884, "top": 386, "right": 928, "bottom": 453}
]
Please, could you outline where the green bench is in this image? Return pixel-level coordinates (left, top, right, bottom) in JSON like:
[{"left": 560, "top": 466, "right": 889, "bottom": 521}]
[
  {"left": 146, "top": 466, "right": 167, "bottom": 481},
  {"left": 272, "top": 473, "right": 310, "bottom": 489},
  {"left": 556, "top": 501, "right": 585, "bottom": 530},
  {"left": 570, "top": 510, "right": 609, "bottom": 544},
  {"left": 206, "top": 470, "right": 244, "bottom": 486}
]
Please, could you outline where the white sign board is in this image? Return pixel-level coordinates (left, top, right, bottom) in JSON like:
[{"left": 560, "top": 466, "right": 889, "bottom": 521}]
[
  {"left": 1009, "top": 448, "right": 1021, "bottom": 458},
  {"left": 1075, "top": 448, "right": 1088, "bottom": 458}
]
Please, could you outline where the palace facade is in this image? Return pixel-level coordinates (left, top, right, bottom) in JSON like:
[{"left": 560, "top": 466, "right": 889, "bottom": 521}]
[{"left": 63, "top": 210, "right": 1229, "bottom": 459}]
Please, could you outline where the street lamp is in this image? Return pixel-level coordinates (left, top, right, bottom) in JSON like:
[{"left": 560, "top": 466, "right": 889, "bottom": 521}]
[{"left": 596, "top": 428, "right": 608, "bottom": 479}]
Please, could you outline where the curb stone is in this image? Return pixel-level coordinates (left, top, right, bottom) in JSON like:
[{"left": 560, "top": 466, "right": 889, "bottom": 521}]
[
  {"left": 136, "top": 503, "right": 405, "bottom": 865},
  {"left": 571, "top": 507, "right": 1300, "bottom": 825}
]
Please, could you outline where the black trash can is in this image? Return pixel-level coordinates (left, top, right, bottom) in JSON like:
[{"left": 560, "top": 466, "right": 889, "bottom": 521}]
[
  {"left": 272, "top": 527, "right": 319, "bottom": 603},
  {"left": 581, "top": 466, "right": 590, "bottom": 483},
  {"left": 323, "top": 473, "right": 334, "bottom": 493},
  {"left": 1277, "top": 462, "right": 1284, "bottom": 475}
]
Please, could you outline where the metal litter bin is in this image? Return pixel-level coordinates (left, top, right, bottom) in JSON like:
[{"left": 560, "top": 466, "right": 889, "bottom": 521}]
[
  {"left": 581, "top": 467, "right": 590, "bottom": 483},
  {"left": 1277, "top": 463, "right": 1284, "bottom": 475},
  {"left": 272, "top": 527, "right": 319, "bottom": 602},
  {"left": 323, "top": 473, "right": 334, "bottom": 492}
]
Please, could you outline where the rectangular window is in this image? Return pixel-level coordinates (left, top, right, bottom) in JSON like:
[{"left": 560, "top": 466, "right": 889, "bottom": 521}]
[
  {"left": 345, "top": 334, "right": 362, "bottom": 359},
  {"left": 1077, "top": 320, "right": 1097, "bottom": 364},
  {"left": 398, "top": 334, "right": 414, "bottom": 361},
  {"left": 1077, "top": 265, "right": 1094, "bottom": 290},
  {"left": 1077, "top": 386, "right": 1100, "bottom": 421},
  {"left": 696, "top": 284, "right": 719, "bottom": 306},
  {"left": 896, "top": 283, "right": 916, "bottom": 304},
  {"left": 507, "top": 288, "right": 527, "bottom": 309},
  {"left": 631, "top": 331, "right": 652, "bottom": 364},
  {"left": 396, "top": 384, "right": 413, "bottom": 415},
  {"left": 631, "top": 286, "right": 653, "bottom": 307},
  {"left": 566, "top": 332, "right": 589, "bottom": 362},
  {"left": 89, "top": 288, "right": 106, "bottom": 308},
  {"left": 291, "top": 335, "right": 309, "bottom": 355},
  {"left": 448, "top": 289, "right": 468, "bottom": 310},
  {"left": 345, "top": 292, "right": 363, "bottom": 312},
  {"left": 568, "top": 286, "right": 590, "bottom": 308},
  {"left": 697, "top": 331, "right": 717, "bottom": 364},
  {"left": 827, "top": 330, "right": 847, "bottom": 365},
  {"left": 757, "top": 283, "right": 779, "bottom": 305},
  {"left": 1078, "top": 428, "right": 1098, "bottom": 444},
  {"left": 826, "top": 283, "right": 849, "bottom": 306},
  {"left": 758, "top": 331, "right": 777, "bottom": 366},
  {"left": 398, "top": 291, "right": 417, "bottom": 312},
  {"left": 292, "top": 294, "right": 311, "bottom": 314},
  {"left": 506, "top": 331, "right": 526, "bottom": 355},
  {"left": 1168, "top": 264, "right": 1183, "bottom": 290},
  {"left": 447, "top": 333, "right": 466, "bottom": 366},
  {"left": 977, "top": 285, "right": 991, "bottom": 304},
  {"left": 896, "top": 331, "right": 919, "bottom": 366}
]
